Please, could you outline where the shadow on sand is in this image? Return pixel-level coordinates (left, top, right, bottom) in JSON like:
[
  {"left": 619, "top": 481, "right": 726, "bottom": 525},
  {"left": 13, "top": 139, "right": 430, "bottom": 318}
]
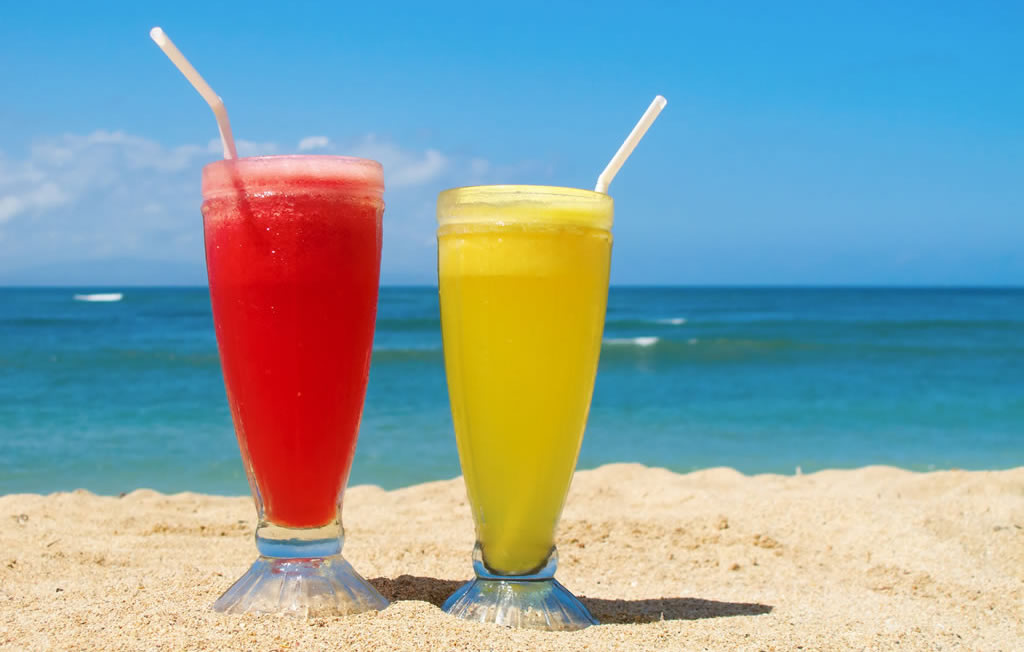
[{"left": 369, "top": 575, "right": 773, "bottom": 624}]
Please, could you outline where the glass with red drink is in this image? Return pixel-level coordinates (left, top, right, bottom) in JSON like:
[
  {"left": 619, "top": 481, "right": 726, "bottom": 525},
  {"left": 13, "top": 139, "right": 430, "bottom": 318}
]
[{"left": 201, "top": 155, "right": 387, "bottom": 616}]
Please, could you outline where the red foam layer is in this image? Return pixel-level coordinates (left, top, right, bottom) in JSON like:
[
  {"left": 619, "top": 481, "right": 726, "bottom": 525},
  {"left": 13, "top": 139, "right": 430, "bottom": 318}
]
[{"left": 202, "top": 155, "right": 384, "bottom": 197}]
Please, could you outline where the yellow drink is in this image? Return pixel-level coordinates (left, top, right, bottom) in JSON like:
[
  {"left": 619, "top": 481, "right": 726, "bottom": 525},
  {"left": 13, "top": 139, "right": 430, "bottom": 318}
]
[{"left": 438, "top": 186, "right": 612, "bottom": 575}]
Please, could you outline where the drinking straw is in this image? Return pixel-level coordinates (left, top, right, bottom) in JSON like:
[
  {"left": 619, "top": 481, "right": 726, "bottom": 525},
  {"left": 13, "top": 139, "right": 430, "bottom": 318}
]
[
  {"left": 149, "top": 27, "right": 238, "bottom": 160},
  {"left": 594, "top": 95, "right": 667, "bottom": 194}
]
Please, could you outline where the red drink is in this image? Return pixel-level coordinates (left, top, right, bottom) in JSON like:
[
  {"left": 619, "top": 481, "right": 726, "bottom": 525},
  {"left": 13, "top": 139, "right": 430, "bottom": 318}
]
[{"left": 201, "top": 156, "right": 383, "bottom": 529}]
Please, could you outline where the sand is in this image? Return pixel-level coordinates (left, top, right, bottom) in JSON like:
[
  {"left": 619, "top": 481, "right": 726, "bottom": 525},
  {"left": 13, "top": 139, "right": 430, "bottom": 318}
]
[{"left": 1, "top": 464, "right": 1022, "bottom": 650}]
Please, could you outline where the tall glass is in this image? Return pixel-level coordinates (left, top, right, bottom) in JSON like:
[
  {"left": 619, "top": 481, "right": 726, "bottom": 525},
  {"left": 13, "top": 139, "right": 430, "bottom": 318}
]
[
  {"left": 201, "top": 156, "right": 388, "bottom": 616},
  {"left": 437, "top": 185, "right": 612, "bottom": 630}
]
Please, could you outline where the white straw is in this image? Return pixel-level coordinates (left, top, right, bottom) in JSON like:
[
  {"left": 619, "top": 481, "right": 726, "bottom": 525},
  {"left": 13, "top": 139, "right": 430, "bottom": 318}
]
[
  {"left": 149, "top": 27, "right": 238, "bottom": 160},
  {"left": 595, "top": 95, "right": 667, "bottom": 194}
]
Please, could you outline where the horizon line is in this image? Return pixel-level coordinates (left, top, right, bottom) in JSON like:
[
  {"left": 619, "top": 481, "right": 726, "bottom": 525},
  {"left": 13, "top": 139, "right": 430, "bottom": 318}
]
[{"left": 2, "top": 283, "right": 1023, "bottom": 290}]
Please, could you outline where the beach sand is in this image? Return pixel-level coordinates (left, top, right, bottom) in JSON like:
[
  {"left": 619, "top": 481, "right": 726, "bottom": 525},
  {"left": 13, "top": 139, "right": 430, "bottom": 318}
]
[{"left": 1, "top": 464, "right": 1021, "bottom": 650}]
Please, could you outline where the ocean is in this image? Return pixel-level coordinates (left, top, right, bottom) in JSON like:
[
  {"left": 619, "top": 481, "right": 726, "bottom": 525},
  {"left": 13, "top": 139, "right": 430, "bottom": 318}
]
[{"left": 1, "top": 287, "right": 1021, "bottom": 495}]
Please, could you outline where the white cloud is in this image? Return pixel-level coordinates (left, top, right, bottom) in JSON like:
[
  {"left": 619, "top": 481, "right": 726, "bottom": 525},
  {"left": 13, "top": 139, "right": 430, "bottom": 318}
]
[
  {"left": 0, "top": 196, "right": 23, "bottom": 223},
  {"left": 350, "top": 136, "right": 448, "bottom": 188},
  {"left": 0, "top": 165, "right": 74, "bottom": 223},
  {"left": 84, "top": 130, "right": 138, "bottom": 145},
  {"left": 0, "top": 131, "right": 213, "bottom": 225},
  {"left": 0, "top": 128, "right": 536, "bottom": 283},
  {"left": 298, "top": 136, "right": 331, "bottom": 151},
  {"left": 0, "top": 130, "right": 458, "bottom": 229},
  {"left": 30, "top": 143, "right": 73, "bottom": 166},
  {"left": 0, "top": 131, "right": 225, "bottom": 270},
  {"left": 470, "top": 157, "right": 490, "bottom": 176},
  {"left": 25, "top": 182, "right": 70, "bottom": 210},
  {"left": 206, "top": 138, "right": 279, "bottom": 157},
  {"left": 393, "top": 150, "right": 447, "bottom": 187}
]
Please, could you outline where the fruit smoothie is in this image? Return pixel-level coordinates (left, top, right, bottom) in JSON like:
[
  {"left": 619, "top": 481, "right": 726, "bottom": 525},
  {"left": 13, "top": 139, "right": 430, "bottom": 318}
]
[
  {"left": 438, "top": 186, "right": 612, "bottom": 575},
  {"left": 201, "top": 156, "right": 383, "bottom": 529}
]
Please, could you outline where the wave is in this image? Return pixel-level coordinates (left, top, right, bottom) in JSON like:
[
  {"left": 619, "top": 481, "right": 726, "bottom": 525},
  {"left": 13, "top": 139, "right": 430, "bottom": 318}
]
[
  {"left": 377, "top": 316, "right": 687, "bottom": 332},
  {"left": 373, "top": 336, "right": 671, "bottom": 360},
  {"left": 373, "top": 336, "right": 812, "bottom": 365},
  {"left": 666, "top": 317, "right": 1024, "bottom": 330},
  {"left": 0, "top": 349, "right": 221, "bottom": 371},
  {"left": 602, "top": 317, "right": 687, "bottom": 329},
  {"left": 371, "top": 347, "right": 444, "bottom": 363},
  {"left": 73, "top": 293, "right": 123, "bottom": 302},
  {"left": 598, "top": 336, "right": 820, "bottom": 364},
  {"left": 862, "top": 319, "right": 1024, "bottom": 332},
  {"left": 604, "top": 336, "right": 660, "bottom": 347},
  {"left": 375, "top": 317, "right": 441, "bottom": 331},
  {"left": 1, "top": 317, "right": 97, "bottom": 327}
]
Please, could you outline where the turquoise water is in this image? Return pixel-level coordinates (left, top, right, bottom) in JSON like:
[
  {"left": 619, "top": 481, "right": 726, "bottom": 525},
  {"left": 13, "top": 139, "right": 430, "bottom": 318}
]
[{"left": 1, "top": 287, "right": 1021, "bottom": 495}]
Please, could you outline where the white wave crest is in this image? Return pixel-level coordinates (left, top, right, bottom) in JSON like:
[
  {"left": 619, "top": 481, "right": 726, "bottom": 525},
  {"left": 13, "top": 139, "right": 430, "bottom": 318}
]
[
  {"left": 656, "top": 317, "right": 687, "bottom": 325},
  {"left": 604, "top": 336, "right": 660, "bottom": 347},
  {"left": 73, "top": 293, "right": 123, "bottom": 302}
]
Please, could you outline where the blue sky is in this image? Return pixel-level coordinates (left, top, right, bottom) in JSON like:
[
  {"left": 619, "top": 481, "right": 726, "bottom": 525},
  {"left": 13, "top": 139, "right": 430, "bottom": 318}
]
[{"left": 0, "top": 1, "right": 1021, "bottom": 285}]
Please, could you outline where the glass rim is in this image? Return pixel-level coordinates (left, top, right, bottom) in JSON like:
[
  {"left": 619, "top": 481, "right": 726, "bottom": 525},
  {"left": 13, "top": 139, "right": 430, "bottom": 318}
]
[
  {"left": 202, "top": 155, "right": 384, "bottom": 199},
  {"left": 437, "top": 184, "right": 613, "bottom": 229},
  {"left": 440, "top": 184, "right": 609, "bottom": 199},
  {"left": 202, "top": 153, "right": 382, "bottom": 165}
]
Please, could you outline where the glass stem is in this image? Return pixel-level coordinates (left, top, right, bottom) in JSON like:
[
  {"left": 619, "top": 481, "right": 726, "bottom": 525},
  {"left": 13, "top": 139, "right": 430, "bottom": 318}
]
[
  {"left": 473, "top": 541, "right": 558, "bottom": 581},
  {"left": 255, "top": 519, "right": 344, "bottom": 559}
]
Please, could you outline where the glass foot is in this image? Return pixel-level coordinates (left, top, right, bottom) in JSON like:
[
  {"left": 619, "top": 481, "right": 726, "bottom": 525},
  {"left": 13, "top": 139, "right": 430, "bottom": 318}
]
[
  {"left": 212, "top": 554, "right": 388, "bottom": 617},
  {"left": 442, "top": 577, "right": 598, "bottom": 631}
]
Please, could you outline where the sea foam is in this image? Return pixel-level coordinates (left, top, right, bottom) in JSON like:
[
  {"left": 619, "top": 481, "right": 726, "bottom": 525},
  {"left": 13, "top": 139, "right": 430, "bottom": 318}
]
[
  {"left": 73, "top": 293, "right": 123, "bottom": 302},
  {"left": 604, "top": 336, "right": 659, "bottom": 347}
]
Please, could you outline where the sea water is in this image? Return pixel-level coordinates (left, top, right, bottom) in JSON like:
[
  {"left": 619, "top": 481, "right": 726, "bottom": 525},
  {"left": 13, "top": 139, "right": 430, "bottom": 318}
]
[{"left": 0, "top": 287, "right": 1021, "bottom": 495}]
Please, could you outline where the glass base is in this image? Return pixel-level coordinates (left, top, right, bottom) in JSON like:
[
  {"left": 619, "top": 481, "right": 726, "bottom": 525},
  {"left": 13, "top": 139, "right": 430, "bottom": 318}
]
[
  {"left": 442, "top": 577, "right": 597, "bottom": 631},
  {"left": 212, "top": 554, "right": 387, "bottom": 617}
]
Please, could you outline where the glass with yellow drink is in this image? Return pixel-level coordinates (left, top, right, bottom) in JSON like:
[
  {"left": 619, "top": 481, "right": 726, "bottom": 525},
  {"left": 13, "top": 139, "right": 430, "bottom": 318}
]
[{"left": 438, "top": 185, "right": 612, "bottom": 630}]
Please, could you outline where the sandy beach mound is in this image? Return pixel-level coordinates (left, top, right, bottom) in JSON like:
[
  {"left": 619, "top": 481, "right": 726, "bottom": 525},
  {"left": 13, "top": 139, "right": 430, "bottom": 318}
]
[{"left": 1, "top": 464, "right": 1022, "bottom": 650}]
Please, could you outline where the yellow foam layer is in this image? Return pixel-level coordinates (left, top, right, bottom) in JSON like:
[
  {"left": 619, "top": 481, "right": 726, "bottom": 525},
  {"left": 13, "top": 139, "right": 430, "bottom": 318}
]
[{"left": 437, "top": 185, "right": 613, "bottom": 230}]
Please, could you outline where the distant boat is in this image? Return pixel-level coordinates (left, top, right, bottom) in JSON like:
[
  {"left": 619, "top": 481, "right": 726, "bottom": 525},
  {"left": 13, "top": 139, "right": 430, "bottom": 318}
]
[{"left": 73, "top": 293, "right": 124, "bottom": 302}]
